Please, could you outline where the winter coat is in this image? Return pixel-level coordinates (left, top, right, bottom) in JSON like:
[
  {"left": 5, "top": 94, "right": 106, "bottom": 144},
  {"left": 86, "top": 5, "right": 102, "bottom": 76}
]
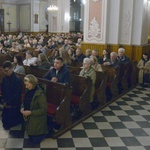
[
  {"left": 137, "top": 59, "right": 150, "bottom": 84},
  {"left": 21, "top": 86, "right": 48, "bottom": 136},
  {"left": 79, "top": 67, "right": 96, "bottom": 102}
]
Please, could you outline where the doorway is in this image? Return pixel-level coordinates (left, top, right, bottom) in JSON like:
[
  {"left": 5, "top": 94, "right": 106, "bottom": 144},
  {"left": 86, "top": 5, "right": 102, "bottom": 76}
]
[{"left": 0, "top": 9, "right": 4, "bottom": 34}]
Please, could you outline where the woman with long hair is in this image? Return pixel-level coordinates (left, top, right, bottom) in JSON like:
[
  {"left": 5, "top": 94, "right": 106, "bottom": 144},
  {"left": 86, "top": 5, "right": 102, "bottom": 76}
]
[
  {"left": 37, "top": 53, "right": 51, "bottom": 69},
  {"left": 13, "top": 54, "right": 25, "bottom": 74}
]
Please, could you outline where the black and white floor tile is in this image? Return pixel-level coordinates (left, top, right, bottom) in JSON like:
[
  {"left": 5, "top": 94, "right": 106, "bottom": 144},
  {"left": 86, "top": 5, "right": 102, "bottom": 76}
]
[{"left": 0, "top": 85, "right": 150, "bottom": 150}]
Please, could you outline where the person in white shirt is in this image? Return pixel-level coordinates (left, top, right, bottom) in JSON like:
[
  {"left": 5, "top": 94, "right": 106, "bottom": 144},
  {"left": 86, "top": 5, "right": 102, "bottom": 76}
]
[{"left": 23, "top": 50, "right": 37, "bottom": 66}]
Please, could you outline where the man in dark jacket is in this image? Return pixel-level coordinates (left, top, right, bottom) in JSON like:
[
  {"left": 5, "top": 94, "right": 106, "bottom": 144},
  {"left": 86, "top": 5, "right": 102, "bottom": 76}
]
[
  {"left": 1, "top": 61, "right": 22, "bottom": 129},
  {"left": 43, "top": 57, "right": 70, "bottom": 84}
]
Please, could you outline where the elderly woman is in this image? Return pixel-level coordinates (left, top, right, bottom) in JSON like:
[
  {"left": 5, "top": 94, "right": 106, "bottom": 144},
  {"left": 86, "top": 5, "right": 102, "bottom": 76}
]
[
  {"left": 90, "top": 55, "right": 103, "bottom": 72},
  {"left": 20, "top": 74, "right": 48, "bottom": 144},
  {"left": 79, "top": 58, "right": 96, "bottom": 102},
  {"left": 137, "top": 53, "right": 150, "bottom": 84}
]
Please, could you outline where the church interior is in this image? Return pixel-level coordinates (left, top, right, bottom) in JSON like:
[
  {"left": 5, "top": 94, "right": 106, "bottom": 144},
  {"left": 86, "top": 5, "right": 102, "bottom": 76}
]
[{"left": 0, "top": 0, "right": 150, "bottom": 149}]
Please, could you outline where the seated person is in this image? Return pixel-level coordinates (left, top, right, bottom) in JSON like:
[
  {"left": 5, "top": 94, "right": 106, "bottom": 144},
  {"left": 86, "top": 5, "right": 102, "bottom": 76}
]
[
  {"left": 91, "top": 49, "right": 102, "bottom": 64},
  {"left": 90, "top": 56, "right": 103, "bottom": 72},
  {"left": 43, "top": 57, "right": 70, "bottom": 84},
  {"left": 74, "top": 47, "right": 85, "bottom": 62},
  {"left": 137, "top": 53, "right": 150, "bottom": 84},
  {"left": 79, "top": 58, "right": 96, "bottom": 102},
  {"left": 23, "top": 50, "right": 38, "bottom": 66},
  {"left": 1, "top": 61, "right": 23, "bottom": 129},
  {"left": 103, "top": 52, "right": 120, "bottom": 68},
  {"left": 85, "top": 49, "right": 91, "bottom": 58},
  {"left": 61, "top": 39, "right": 70, "bottom": 51},
  {"left": 13, "top": 54, "right": 25, "bottom": 74},
  {"left": 37, "top": 53, "right": 51, "bottom": 69},
  {"left": 101, "top": 49, "right": 110, "bottom": 64},
  {"left": 117, "top": 48, "right": 130, "bottom": 64}
]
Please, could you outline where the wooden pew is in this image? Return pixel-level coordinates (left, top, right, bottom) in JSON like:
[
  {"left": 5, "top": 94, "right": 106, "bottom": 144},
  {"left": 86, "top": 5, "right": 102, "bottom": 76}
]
[
  {"left": 94, "top": 71, "right": 107, "bottom": 105},
  {"left": 0, "top": 54, "right": 13, "bottom": 67},
  {"left": 24, "top": 65, "right": 49, "bottom": 78},
  {"left": 128, "top": 61, "right": 138, "bottom": 88},
  {"left": 70, "top": 74, "right": 92, "bottom": 117},
  {"left": 102, "top": 66, "right": 119, "bottom": 100},
  {"left": 118, "top": 63, "right": 130, "bottom": 94},
  {"left": 68, "top": 66, "right": 82, "bottom": 75},
  {"left": 15, "top": 73, "right": 72, "bottom": 129}
]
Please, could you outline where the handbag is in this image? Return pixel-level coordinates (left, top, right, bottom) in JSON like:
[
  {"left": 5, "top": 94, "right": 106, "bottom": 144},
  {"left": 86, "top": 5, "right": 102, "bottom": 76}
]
[{"left": 144, "top": 73, "right": 150, "bottom": 83}]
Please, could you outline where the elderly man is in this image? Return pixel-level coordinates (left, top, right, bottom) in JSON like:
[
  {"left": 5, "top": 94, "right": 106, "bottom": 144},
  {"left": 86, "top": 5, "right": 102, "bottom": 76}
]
[
  {"left": 61, "top": 39, "right": 70, "bottom": 51},
  {"left": 79, "top": 58, "right": 96, "bottom": 102},
  {"left": 117, "top": 48, "right": 130, "bottom": 64},
  {"left": 103, "top": 52, "right": 120, "bottom": 68}
]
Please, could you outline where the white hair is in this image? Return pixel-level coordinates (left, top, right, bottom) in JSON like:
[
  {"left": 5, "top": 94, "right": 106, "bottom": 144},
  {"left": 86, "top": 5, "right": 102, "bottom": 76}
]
[
  {"left": 83, "top": 58, "right": 92, "bottom": 65},
  {"left": 110, "top": 52, "right": 118, "bottom": 57},
  {"left": 118, "top": 48, "right": 125, "bottom": 53}
]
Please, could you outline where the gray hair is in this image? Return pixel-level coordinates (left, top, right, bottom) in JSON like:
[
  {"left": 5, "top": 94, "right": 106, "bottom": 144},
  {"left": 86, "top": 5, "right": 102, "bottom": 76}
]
[
  {"left": 118, "top": 48, "right": 125, "bottom": 53},
  {"left": 110, "top": 52, "right": 118, "bottom": 58},
  {"left": 83, "top": 58, "right": 92, "bottom": 65}
]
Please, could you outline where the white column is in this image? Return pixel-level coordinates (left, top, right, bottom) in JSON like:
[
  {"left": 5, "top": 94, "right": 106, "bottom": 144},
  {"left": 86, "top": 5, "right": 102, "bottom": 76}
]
[
  {"left": 106, "top": 0, "right": 120, "bottom": 44},
  {"left": 118, "top": 0, "right": 134, "bottom": 45}
]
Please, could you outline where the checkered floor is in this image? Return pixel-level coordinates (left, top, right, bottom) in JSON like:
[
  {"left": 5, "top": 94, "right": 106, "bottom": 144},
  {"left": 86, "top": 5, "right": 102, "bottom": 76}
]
[{"left": 0, "top": 85, "right": 150, "bottom": 150}]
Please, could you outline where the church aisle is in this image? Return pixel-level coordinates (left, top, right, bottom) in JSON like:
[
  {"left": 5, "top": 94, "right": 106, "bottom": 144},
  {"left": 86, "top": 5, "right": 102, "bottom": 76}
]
[{"left": 0, "top": 85, "right": 150, "bottom": 150}]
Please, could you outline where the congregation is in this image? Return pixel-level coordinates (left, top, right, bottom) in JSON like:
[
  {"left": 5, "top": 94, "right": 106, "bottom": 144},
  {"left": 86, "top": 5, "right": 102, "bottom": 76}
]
[{"left": 0, "top": 32, "right": 150, "bottom": 144}]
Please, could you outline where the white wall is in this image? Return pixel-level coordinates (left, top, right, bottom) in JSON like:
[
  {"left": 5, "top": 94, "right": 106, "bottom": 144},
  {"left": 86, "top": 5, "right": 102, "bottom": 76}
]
[
  {"left": 39, "top": 0, "right": 48, "bottom": 32},
  {"left": 48, "top": 0, "right": 70, "bottom": 32},
  {"left": 84, "top": 0, "right": 149, "bottom": 45},
  {"left": 3, "top": 4, "right": 17, "bottom": 32},
  {"left": 19, "top": 4, "right": 31, "bottom": 31}
]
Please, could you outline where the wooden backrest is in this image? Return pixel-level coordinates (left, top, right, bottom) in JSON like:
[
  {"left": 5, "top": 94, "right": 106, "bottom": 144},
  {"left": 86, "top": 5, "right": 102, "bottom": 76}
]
[
  {"left": 95, "top": 71, "right": 107, "bottom": 89},
  {"left": 68, "top": 66, "right": 82, "bottom": 75},
  {"left": 102, "top": 66, "right": 118, "bottom": 84},
  {"left": 0, "top": 54, "right": 13, "bottom": 67},
  {"left": 24, "top": 66, "right": 49, "bottom": 78},
  {"left": 70, "top": 74, "right": 90, "bottom": 97},
  {"left": 16, "top": 73, "right": 68, "bottom": 107}
]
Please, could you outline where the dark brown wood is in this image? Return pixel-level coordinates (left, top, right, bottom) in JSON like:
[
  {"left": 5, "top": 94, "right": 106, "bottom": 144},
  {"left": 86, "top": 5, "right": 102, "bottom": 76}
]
[
  {"left": 24, "top": 65, "right": 49, "bottom": 78},
  {"left": 94, "top": 71, "right": 107, "bottom": 105},
  {"left": 70, "top": 74, "right": 92, "bottom": 117},
  {"left": 0, "top": 9, "right": 4, "bottom": 34}
]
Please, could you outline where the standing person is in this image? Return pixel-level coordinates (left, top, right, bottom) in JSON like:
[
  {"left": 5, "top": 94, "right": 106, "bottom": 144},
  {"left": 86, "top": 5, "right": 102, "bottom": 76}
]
[
  {"left": 1, "top": 61, "right": 23, "bottom": 129},
  {"left": 20, "top": 74, "right": 48, "bottom": 144},
  {"left": 13, "top": 54, "right": 25, "bottom": 74},
  {"left": 137, "top": 53, "right": 150, "bottom": 85}
]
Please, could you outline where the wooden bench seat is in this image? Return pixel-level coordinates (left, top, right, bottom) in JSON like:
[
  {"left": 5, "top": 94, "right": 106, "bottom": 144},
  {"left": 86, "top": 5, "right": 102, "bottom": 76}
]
[
  {"left": 24, "top": 65, "right": 49, "bottom": 78},
  {"left": 70, "top": 74, "right": 92, "bottom": 117},
  {"left": 102, "top": 66, "right": 119, "bottom": 100},
  {"left": 94, "top": 71, "right": 107, "bottom": 105}
]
